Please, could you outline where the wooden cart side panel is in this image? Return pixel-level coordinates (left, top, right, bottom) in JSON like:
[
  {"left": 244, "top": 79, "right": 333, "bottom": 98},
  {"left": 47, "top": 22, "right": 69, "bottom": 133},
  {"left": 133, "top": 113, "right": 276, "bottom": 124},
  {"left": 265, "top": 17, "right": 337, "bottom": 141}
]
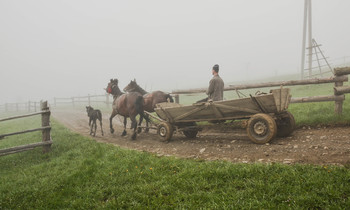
[
  {"left": 270, "top": 88, "right": 291, "bottom": 112},
  {"left": 156, "top": 102, "right": 183, "bottom": 109},
  {"left": 154, "top": 89, "right": 292, "bottom": 123},
  {"left": 252, "top": 94, "right": 277, "bottom": 113},
  {"left": 155, "top": 97, "right": 263, "bottom": 122}
]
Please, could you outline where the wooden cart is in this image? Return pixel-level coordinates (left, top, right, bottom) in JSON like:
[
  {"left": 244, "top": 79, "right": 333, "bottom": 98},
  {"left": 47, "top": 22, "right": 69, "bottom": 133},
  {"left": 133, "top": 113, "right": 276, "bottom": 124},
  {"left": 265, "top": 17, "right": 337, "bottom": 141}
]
[{"left": 148, "top": 88, "right": 295, "bottom": 144}]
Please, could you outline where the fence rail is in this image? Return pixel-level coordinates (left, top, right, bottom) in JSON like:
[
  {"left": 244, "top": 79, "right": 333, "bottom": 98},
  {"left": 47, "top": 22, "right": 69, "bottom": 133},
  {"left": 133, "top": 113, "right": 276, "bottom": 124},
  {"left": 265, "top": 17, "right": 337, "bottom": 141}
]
[
  {"left": 172, "top": 67, "right": 350, "bottom": 115},
  {"left": 0, "top": 94, "right": 112, "bottom": 113},
  {"left": 0, "top": 101, "right": 41, "bottom": 112},
  {"left": 0, "top": 101, "right": 52, "bottom": 156},
  {"left": 53, "top": 94, "right": 111, "bottom": 108}
]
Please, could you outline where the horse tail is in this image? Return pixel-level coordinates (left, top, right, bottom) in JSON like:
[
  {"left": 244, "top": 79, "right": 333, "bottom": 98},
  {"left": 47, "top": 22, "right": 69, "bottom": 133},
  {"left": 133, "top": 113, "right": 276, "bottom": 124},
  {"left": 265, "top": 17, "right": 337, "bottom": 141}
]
[
  {"left": 135, "top": 96, "right": 144, "bottom": 113},
  {"left": 135, "top": 96, "right": 150, "bottom": 123},
  {"left": 167, "top": 94, "right": 174, "bottom": 103}
]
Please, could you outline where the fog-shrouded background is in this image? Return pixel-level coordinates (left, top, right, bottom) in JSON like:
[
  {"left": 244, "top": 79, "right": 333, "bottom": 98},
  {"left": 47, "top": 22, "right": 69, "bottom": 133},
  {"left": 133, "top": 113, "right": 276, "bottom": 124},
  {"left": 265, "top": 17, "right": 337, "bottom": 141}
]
[{"left": 1, "top": 0, "right": 349, "bottom": 104}]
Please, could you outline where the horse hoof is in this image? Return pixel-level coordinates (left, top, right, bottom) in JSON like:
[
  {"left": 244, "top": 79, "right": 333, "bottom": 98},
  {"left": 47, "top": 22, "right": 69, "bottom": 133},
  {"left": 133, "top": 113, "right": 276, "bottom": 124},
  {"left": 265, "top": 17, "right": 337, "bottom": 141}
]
[
  {"left": 145, "top": 128, "right": 150, "bottom": 133},
  {"left": 110, "top": 128, "right": 115, "bottom": 134},
  {"left": 131, "top": 133, "right": 137, "bottom": 140},
  {"left": 137, "top": 127, "right": 142, "bottom": 134},
  {"left": 121, "top": 130, "right": 127, "bottom": 136}
]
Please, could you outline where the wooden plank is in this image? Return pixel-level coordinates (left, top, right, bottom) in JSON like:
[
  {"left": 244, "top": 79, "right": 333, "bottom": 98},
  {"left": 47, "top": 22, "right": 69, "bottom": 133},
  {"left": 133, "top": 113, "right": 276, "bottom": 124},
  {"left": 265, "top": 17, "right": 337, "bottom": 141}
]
[
  {"left": 172, "top": 76, "right": 348, "bottom": 94},
  {"left": 213, "top": 103, "right": 259, "bottom": 114},
  {"left": 334, "top": 86, "right": 350, "bottom": 95},
  {"left": 156, "top": 94, "right": 278, "bottom": 122},
  {"left": 0, "top": 140, "right": 53, "bottom": 156},
  {"left": 0, "top": 148, "right": 35, "bottom": 156},
  {"left": 228, "top": 76, "right": 348, "bottom": 90},
  {"left": 0, "top": 126, "right": 51, "bottom": 139},
  {"left": 210, "top": 104, "right": 224, "bottom": 118},
  {"left": 250, "top": 95, "right": 267, "bottom": 113},
  {"left": 156, "top": 102, "right": 183, "bottom": 109},
  {"left": 0, "top": 110, "right": 50, "bottom": 122},
  {"left": 270, "top": 88, "right": 290, "bottom": 112},
  {"left": 173, "top": 105, "right": 207, "bottom": 121},
  {"left": 334, "top": 67, "right": 350, "bottom": 76},
  {"left": 173, "top": 115, "right": 255, "bottom": 123},
  {"left": 290, "top": 95, "right": 345, "bottom": 103}
]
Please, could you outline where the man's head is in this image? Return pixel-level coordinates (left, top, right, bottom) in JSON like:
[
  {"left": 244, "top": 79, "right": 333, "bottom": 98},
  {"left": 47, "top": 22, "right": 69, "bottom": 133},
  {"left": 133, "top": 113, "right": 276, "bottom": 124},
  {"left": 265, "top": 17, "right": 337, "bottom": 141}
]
[{"left": 212, "top": 64, "right": 219, "bottom": 75}]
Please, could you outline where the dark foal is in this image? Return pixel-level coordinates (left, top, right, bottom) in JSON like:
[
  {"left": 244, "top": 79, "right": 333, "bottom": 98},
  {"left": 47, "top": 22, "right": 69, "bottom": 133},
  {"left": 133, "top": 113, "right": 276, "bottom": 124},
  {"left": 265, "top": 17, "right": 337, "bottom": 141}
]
[
  {"left": 86, "top": 106, "right": 104, "bottom": 137},
  {"left": 106, "top": 79, "right": 149, "bottom": 140},
  {"left": 123, "top": 79, "right": 173, "bottom": 132}
]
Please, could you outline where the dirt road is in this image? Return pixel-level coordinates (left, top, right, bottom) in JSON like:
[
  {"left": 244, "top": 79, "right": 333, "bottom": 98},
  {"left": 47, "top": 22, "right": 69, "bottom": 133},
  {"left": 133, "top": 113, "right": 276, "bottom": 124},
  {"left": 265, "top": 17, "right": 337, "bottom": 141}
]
[{"left": 52, "top": 109, "right": 350, "bottom": 165}]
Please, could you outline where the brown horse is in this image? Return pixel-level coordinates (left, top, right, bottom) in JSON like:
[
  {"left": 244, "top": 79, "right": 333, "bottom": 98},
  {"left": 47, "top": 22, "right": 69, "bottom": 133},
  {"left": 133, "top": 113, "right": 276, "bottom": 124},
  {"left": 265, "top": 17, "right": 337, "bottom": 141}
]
[
  {"left": 123, "top": 79, "right": 173, "bottom": 131},
  {"left": 106, "top": 79, "right": 147, "bottom": 140}
]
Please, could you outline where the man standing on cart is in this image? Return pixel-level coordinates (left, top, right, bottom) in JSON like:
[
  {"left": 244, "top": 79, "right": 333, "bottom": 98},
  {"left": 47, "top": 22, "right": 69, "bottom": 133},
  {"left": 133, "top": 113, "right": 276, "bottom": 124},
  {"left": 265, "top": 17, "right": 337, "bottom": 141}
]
[{"left": 206, "top": 64, "right": 224, "bottom": 101}]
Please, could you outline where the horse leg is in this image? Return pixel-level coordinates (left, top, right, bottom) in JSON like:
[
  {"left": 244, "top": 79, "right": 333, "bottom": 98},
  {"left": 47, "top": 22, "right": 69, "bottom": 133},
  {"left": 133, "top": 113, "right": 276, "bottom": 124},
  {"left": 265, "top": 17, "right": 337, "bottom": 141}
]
[
  {"left": 137, "top": 114, "right": 143, "bottom": 134},
  {"left": 100, "top": 119, "right": 104, "bottom": 136},
  {"left": 145, "top": 118, "right": 149, "bottom": 133},
  {"left": 89, "top": 118, "right": 92, "bottom": 135},
  {"left": 143, "top": 112, "right": 150, "bottom": 133},
  {"left": 130, "top": 115, "right": 137, "bottom": 140},
  {"left": 109, "top": 111, "right": 117, "bottom": 134},
  {"left": 90, "top": 121, "right": 94, "bottom": 136},
  {"left": 93, "top": 119, "right": 97, "bottom": 136},
  {"left": 121, "top": 117, "right": 127, "bottom": 136}
]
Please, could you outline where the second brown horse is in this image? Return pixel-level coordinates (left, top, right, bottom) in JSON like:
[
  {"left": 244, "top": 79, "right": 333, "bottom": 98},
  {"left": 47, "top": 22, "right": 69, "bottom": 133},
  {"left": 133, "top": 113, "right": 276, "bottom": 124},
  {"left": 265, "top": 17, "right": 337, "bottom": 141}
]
[{"left": 123, "top": 79, "right": 173, "bottom": 131}]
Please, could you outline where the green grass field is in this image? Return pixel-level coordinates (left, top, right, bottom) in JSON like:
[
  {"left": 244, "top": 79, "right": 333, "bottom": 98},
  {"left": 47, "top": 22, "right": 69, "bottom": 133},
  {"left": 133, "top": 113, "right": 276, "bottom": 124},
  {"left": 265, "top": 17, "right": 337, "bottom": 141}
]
[{"left": 1, "top": 118, "right": 350, "bottom": 209}]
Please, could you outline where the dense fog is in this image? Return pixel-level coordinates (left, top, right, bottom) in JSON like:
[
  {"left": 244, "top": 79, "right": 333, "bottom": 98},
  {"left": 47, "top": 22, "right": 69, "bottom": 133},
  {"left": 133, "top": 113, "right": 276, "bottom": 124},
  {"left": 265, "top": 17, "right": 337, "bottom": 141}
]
[{"left": 1, "top": 0, "right": 349, "bottom": 104}]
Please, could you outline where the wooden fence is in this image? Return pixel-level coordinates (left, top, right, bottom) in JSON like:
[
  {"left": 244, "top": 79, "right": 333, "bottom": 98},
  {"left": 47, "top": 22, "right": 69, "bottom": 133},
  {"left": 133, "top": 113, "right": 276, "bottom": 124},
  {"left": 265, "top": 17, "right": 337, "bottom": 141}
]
[
  {"left": 172, "top": 67, "right": 350, "bottom": 115},
  {"left": 0, "top": 94, "right": 111, "bottom": 113},
  {"left": 53, "top": 94, "right": 111, "bottom": 108},
  {"left": 0, "top": 101, "right": 52, "bottom": 156},
  {"left": 0, "top": 101, "right": 41, "bottom": 112}
]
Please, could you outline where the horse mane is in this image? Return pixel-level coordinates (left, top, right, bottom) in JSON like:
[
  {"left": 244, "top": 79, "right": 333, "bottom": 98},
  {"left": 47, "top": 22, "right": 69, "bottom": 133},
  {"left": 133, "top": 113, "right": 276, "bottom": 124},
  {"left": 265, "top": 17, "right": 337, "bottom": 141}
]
[{"left": 126, "top": 81, "right": 148, "bottom": 95}]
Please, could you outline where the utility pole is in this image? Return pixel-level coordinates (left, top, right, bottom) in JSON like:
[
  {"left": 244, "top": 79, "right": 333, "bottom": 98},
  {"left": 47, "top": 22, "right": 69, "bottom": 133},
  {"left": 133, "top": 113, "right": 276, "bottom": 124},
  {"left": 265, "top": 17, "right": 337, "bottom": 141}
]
[{"left": 301, "top": 0, "right": 313, "bottom": 79}]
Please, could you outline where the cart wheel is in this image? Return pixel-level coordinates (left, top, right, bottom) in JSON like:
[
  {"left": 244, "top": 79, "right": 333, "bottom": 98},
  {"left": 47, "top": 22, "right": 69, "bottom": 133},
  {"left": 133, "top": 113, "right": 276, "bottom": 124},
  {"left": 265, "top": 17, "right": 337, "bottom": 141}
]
[
  {"left": 247, "top": 113, "right": 277, "bottom": 144},
  {"left": 276, "top": 111, "right": 295, "bottom": 137},
  {"left": 179, "top": 122, "right": 198, "bottom": 139},
  {"left": 157, "top": 122, "right": 173, "bottom": 142},
  {"left": 183, "top": 130, "right": 198, "bottom": 138}
]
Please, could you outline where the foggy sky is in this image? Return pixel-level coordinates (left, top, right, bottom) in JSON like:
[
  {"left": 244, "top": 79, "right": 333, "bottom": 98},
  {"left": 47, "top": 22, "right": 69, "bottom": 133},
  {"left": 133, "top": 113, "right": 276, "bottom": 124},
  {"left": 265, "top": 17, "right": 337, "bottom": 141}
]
[{"left": 1, "top": 0, "right": 349, "bottom": 104}]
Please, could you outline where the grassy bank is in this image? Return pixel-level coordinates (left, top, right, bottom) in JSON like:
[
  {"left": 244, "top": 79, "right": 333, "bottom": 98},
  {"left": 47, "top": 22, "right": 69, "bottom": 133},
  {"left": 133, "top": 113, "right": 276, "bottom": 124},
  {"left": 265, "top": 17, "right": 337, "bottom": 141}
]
[{"left": 1, "top": 118, "right": 350, "bottom": 209}]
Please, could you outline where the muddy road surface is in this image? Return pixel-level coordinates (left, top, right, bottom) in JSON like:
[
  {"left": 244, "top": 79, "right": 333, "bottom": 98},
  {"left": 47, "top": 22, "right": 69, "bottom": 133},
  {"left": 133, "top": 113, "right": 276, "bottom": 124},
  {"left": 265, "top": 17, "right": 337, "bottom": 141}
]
[{"left": 52, "top": 109, "right": 350, "bottom": 166}]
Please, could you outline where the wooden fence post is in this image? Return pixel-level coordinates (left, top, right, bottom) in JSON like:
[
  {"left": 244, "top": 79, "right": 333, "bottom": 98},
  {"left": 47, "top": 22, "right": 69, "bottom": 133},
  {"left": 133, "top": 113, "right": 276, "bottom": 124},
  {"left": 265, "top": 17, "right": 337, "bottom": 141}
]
[
  {"left": 41, "top": 101, "right": 51, "bottom": 153},
  {"left": 334, "top": 80, "right": 344, "bottom": 115}
]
